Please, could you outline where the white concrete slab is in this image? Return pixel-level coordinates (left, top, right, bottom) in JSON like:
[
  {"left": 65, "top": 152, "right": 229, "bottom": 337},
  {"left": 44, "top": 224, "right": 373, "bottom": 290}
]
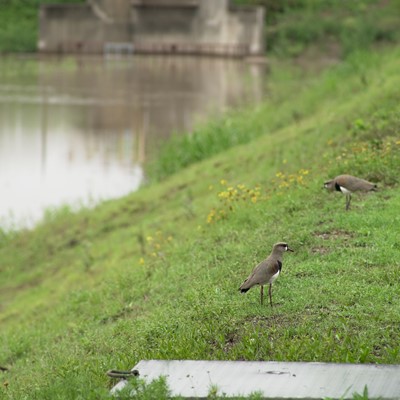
[{"left": 110, "top": 360, "right": 400, "bottom": 399}]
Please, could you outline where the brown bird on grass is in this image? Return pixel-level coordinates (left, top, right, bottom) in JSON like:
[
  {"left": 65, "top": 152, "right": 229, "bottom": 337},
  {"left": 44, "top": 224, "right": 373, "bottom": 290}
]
[
  {"left": 239, "top": 242, "right": 294, "bottom": 307},
  {"left": 324, "top": 174, "right": 377, "bottom": 210}
]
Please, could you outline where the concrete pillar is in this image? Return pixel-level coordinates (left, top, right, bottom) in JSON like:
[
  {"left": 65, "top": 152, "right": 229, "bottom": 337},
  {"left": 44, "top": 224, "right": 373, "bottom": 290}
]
[
  {"left": 90, "top": 0, "right": 131, "bottom": 23},
  {"left": 196, "top": 0, "right": 228, "bottom": 45},
  {"left": 198, "top": 0, "right": 228, "bottom": 19},
  {"left": 249, "top": 7, "right": 265, "bottom": 54},
  {"left": 90, "top": 0, "right": 132, "bottom": 42}
]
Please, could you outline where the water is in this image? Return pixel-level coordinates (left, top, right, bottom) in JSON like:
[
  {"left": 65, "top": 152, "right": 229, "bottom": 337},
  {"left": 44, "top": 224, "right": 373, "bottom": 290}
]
[{"left": 0, "top": 55, "right": 267, "bottom": 230}]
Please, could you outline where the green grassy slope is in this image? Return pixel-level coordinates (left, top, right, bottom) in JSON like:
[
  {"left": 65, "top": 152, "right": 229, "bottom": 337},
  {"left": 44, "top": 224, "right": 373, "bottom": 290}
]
[{"left": 1, "top": 48, "right": 400, "bottom": 399}]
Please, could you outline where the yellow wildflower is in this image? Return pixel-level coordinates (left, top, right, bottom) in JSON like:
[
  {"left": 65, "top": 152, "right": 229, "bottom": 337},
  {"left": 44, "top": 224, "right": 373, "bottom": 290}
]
[
  {"left": 207, "top": 209, "right": 216, "bottom": 224},
  {"left": 279, "top": 181, "right": 289, "bottom": 189}
]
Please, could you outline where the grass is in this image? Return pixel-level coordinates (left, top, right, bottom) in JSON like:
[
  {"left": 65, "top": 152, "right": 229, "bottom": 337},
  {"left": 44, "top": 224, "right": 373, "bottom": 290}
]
[
  {"left": 235, "top": 0, "right": 400, "bottom": 58},
  {"left": 147, "top": 49, "right": 400, "bottom": 182},
  {"left": 0, "top": 45, "right": 399, "bottom": 398},
  {"left": 0, "top": 0, "right": 84, "bottom": 53}
]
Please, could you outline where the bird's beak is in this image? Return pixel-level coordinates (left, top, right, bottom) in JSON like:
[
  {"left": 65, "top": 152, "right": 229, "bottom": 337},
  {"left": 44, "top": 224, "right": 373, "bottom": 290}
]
[{"left": 287, "top": 247, "right": 294, "bottom": 252}]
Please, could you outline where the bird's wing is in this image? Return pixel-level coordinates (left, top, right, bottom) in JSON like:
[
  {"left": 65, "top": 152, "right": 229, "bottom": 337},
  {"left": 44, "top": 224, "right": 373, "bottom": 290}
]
[
  {"left": 335, "top": 175, "right": 350, "bottom": 190},
  {"left": 239, "top": 260, "right": 267, "bottom": 290},
  {"left": 336, "top": 175, "right": 376, "bottom": 191},
  {"left": 351, "top": 176, "right": 376, "bottom": 191},
  {"left": 241, "top": 257, "right": 284, "bottom": 289}
]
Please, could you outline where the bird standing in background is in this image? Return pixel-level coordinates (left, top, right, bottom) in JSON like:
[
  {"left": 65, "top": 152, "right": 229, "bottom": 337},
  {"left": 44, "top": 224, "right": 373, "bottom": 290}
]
[
  {"left": 239, "top": 242, "right": 293, "bottom": 307},
  {"left": 324, "top": 174, "right": 377, "bottom": 210}
]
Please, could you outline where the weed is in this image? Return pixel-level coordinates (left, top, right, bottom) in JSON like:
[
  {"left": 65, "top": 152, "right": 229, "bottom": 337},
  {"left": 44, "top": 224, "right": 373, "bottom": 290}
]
[
  {"left": 112, "top": 377, "right": 173, "bottom": 400},
  {"left": 273, "top": 169, "right": 310, "bottom": 190},
  {"left": 207, "top": 181, "right": 265, "bottom": 224},
  {"left": 326, "top": 107, "right": 400, "bottom": 185}
]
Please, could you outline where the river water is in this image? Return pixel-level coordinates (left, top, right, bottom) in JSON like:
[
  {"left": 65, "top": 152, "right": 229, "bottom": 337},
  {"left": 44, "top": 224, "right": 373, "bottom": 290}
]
[{"left": 0, "top": 55, "right": 267, "bottom": 230}]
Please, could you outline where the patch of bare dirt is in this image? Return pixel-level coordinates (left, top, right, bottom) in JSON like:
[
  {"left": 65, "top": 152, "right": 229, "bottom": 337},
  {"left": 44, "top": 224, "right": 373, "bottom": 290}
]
[
  {"left": 209, "top": 329, "right": 240, "bottom": 354},
  {"left": 311, "top": 246, "right": 330, "bottom": 255},
  {"left": 293, "top": 270, "right": 313, "bottom": 278},
  {"left": 314, "top": 229, "right": 354, "bottom": 240},
  {"left": 223, "top": 331, "right": 239, "bottom": 353}
]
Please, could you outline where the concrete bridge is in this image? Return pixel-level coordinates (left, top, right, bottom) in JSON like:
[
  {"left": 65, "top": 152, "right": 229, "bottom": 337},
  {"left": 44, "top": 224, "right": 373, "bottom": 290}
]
[{"left": 39, "top": 0, "right": 265, "bottom": 57}]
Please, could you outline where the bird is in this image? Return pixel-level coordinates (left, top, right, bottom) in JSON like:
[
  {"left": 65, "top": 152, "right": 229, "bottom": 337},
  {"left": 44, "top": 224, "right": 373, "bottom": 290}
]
[
  {"left": 324, "top": 174, "right": 377, "bottom": 210},
  {"left": 239, "top": 242, "right": 293, "bottom": 307},
  {"left": 106, "top": 369, "right": 139, "bottom": 378}
]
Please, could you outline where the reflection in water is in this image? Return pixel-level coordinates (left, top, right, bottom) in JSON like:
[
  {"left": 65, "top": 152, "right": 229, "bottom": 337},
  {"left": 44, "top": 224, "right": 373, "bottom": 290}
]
[{"left": 0, "top": 55, "right": 267, "bottom": 229}]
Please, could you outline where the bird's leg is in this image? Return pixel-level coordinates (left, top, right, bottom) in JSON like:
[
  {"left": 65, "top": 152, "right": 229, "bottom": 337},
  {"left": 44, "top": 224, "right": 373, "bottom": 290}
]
[
  {"left": 260, "top": 285, "right": 264, "bottom": 305},
  {"left": 345, "top": 194, "right": 351, "bottom": 210},
  {"left": 269, "top": 283, "right": 273, "bottom": 307}
]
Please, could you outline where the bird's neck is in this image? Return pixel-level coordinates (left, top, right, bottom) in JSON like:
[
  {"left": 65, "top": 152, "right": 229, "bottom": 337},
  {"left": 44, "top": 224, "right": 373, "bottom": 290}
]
[{"left": 271, "top": 251, "right": 284, "bottom": 259}]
